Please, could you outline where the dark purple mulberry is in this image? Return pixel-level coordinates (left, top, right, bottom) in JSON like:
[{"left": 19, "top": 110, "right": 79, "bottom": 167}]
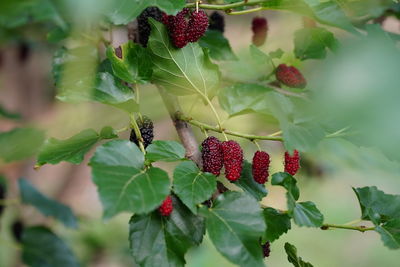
[
  {"left": 130, "top": 115, "right": 154, "bottom": 148},
  {"left": 137, "top": 7, "right": 163, "bottom": 47},
  {"left": 201, "top": 136, "right": 223, "bottom": 176},
  {"left": 252, "top": 151, "right": 270, "bottom": 184},
  {"left": 262, "top": 241, "right": 271, "bottom": 258},
  {"left": 209, "top": 12, "right": 225, "bottom": 33},
  {"left": 221, "top": 140, "right": 243, "bottom": 181}
]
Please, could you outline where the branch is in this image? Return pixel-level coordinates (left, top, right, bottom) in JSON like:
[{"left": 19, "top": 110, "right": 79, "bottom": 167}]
[
  {"left": 321, "top": 223, "right": 375, "bottom": 233},
  {"left": 186, "top": 0, "right": 267, "bottom": 11},
  {"left": 158, "top": 87, "right": 203, "bottom": 167},
  {"left": 176, "top": 112, "right": 283, "bottom": 142}
]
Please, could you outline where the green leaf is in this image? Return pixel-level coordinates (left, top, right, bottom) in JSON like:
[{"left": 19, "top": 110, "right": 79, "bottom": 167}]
[
  {"left": 90, "top": 140, "right": 170, "bottom": 219},
  {"left": 173, "top": 161, "right": 216, "bottom": 214},
  {"left": 148, "top": 19, "right": 220, "bottom": 98},
  {"left": 263, "top": 207, "right": 291, "bottom": 242},
  {"left": 0, "top": 104, "right": 21, "bottom": 120},
  {"left": 271, "top": 172, "right": 300, "bottom": 201},
  {"left": 37, "top": 129, "right": 101, "bottom": 166},
  {"left": 105, "top": 0, "right": 185, "bottom": 25},
  {"left": 146, "top": 140, "right": 186, "bottom": 162},
  {"left": 261, "top": 0, "right": 356, "bottom": 33},
  {"left": 106, "top": 41, "right": 152, "bottom": 84},
  {"left": 375, "top": 218, "right": 400, "bottom": 249},
  {"left": 199, "top": 30, "right": 237, "bottom": 61},
  {"left": 234, "top": 161, "right": 268, "bottom": 201},
  {"left": 54, "top": 47, "right": 138, "bottom": 112},
  {"left": 18, "top": 178, "right": 77, "bottom": 228},
  {"left": 284, "top": 242, "right": 314, "bottom": 267},
  {"left": 93, "top": 71, "right": 139, "bottom": 113},
  {"left": 294, "top": 27, "right": 338, "bottom": 60},
  {"left": 22, "top": 226, "right": 79, "bottom": 267},
  {"left": 56, "top": 45, "right": 99, "bottom": 103},
  {"left": 282, "top": 120, "right": 326, "bottom": 152},
  {"left": 219, "top": 82, "right": 294, "bottom": 119},
  {"left": 353, "top": 186, "right": 400, "bottom": 224},
  {"left": 0, "top": 127, "right": 45, "bottom": 162},
  {"left": 99, "top": 126, "right": 118, "bottom": 139},
  {"left": 270, "top": 48, "right": 284, "bottom": 59},
  {"left": 200, "top": 192, "right": 266, "bottom": 267},
  {"left": 292, "top": 201, "right": 324, "bottom": 227},
  {"left": 129, "top": 195, "right": 205, "bottom": 267}
]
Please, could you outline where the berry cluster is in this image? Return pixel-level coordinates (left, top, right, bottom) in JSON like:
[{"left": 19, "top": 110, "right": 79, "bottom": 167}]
[
  {"left": 284, "top": 149, "right": 300, "bottom": 176},
  {"left": 252, "top": 151, "right": 270, "bottom": 184},
  {"left": 201, "top": 136, "right": 224, "bottom": 176},
  {"left": 159, "top": 195, "right": 173, "bottom": 216},
  {"left": 201, "top": 136, "right": 301, "bottom": 183},
  {"left": 209, "top": 12, "right": 225, "bottom": 33},
  {"left": 163, "top": 8, "right": 209, "bottom": 48},
  {"left": 129, "top": 115, "right": 154, "bottom": 148},
  {"left": 275, "top": 64, "right": 307, "bottom": 89},
  {"left": 137, "top": 7, "right": 164, "bottom": 47},
  {"left": 252, "top": 17, "right": 268, "bottom": 47}
]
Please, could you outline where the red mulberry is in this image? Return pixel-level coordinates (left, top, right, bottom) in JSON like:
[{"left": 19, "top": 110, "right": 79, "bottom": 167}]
[
  {"left": 252, "top": 17, "right": 268, "bottom": 47},
  {"left": 186, "top": 10, "right": 209, "bottom": 42},
  {"left": 159, "top": 196, "right": 173, "bottom": 216},
  {"left": 221, "top": 140, "right": 243, "bottom": 181},
  {"left": 209, "top": 12, "right": 225, "bottom": 33},
  {"left": 252, "top": 151, "right": 270, "bottom": 184},
  {"left": 201, "top": 136, "right": 223, "bottom": 176},
  {"left": 129, "top": 115, "right": 154, "bottom": 148},
  {"left": 262, "top": 241, "right": 271, "bottom": 258},
  {"left": 284, "top": 150, "right": 300, "bottom": 176},
  {"left": 275, "top": 64, "right": 307, "bottom": 89}
]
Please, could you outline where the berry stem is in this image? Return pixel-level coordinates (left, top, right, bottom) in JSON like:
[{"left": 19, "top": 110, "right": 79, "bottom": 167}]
[
  {"left": 186, "top": 0, "right": 268, "bottom": 11},
  {"left": 253, "top": 140, "right": 262, "bottom": 151},
  {"left": 226, "top": 7, "right": 263, "bottom": 15},
  {"left": 202, "top": 94, "right": 228, "bottom": 141},
  {"left": 177, "top": 112, "right": 283, "bottom": 142},
  {"left": 321, "top": 223, "right": 375, "bottom": 233},
  {"left": 129, "top": 113, "right": 146, "bottom": 154}
]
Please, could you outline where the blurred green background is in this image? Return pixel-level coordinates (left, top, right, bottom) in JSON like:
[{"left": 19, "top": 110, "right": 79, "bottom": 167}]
[{"left": 1, "top": 1, "right": 400, "bottom": 266}]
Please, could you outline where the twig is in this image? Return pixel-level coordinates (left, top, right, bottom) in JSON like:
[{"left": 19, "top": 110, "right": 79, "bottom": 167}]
[
  {"left": 176, "top": 112, "right": 283, "bottom": 142},
  {"left": 158, "top": 87, "right": 202, "bottom": 167},
  {"left": 321, "top": 223, "right": 375, "bottom": 233}
]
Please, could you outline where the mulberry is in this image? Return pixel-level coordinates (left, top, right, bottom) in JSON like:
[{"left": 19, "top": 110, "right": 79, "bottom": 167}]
[
  {"left": 252, "top": 151, "right": 270, "bottom": 184},
  {"left": 167, "top": 9, "right": 189, "bottom": 48},
  {"left": 275, "top": 64, "right": 307, "bottom": 89},
  {"left": 221, "top": 140, "right": 243, "bottom": 181},
  {"left": 186, "top": 10, "right": 209, "bottom": 42},
  {"left": 129, "top": 115, "right": 154, "bottom": 148},
  {"left": 284, "top": 150, "right": 300, "bottom": 176},
  {"left": 201, "top": 136, "right": 223, "bottom": 176},
  {"left": 137, "top": 7, "right": 163, "bottom": 47},
  {"left": 262, "top": 241, "right": 271, "bottom": 258},
  {"left": 159, "top": 196, "right": 173, "bottom": 216},
  {"left": 209, "top": 12, "right": 225, "bottom": 33},
  {"left": 12, "top": 220, "right": 23, "bottom": 242},
  {"left": 252, "top": 17, "right": 268, "bottom": 47},
  {"left": 163, "top": 8, "right": 208, "bottom": 48}
]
